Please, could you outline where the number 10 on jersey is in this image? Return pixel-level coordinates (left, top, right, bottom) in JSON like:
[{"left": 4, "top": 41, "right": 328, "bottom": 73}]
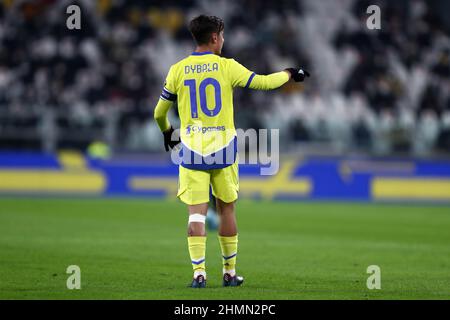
[{"left": 184, "top": 78, "right": 222, "bottom": 118}]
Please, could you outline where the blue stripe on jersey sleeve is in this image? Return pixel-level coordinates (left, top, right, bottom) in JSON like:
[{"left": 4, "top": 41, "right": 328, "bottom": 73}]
[{"left": 245, "top": 73, "right": 256, "bottom": 89}]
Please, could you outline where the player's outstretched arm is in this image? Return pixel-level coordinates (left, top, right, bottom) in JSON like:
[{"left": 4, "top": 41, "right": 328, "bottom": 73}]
[
  {"left": 247, "top": 71, "right": 290, "bottom": 90},
  {"left": 247, "top": 68, "right": 310, "bottom": 90},
  {"left": 229, "top": 59, "right": 310, "bottom": 91}
]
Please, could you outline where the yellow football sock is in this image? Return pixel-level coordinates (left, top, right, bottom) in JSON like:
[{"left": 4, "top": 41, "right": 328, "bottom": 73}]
[
  {"left": 218, "top": 234, "right": 238, "bottom": 275},
  {"left": 187, "top": 236, "right": 206, "bottom": 276}
]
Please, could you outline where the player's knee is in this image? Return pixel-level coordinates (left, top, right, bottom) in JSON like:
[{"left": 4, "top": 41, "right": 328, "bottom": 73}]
[
  {"left": 217, "top": 200, "right": 235, "bottom": 216},
  {"left": 188, "top": 213, "right": 206, "bottom": 236}
]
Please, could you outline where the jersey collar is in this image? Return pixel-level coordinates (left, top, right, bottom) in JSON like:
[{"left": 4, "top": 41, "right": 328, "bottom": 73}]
[{"left": 191, "top": 51, "right": 214, "bottom": 56}]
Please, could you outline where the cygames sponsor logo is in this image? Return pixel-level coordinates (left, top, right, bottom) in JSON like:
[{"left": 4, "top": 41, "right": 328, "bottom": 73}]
[{"left": 186, "top": 125, "right": 226, "bottom": 134}]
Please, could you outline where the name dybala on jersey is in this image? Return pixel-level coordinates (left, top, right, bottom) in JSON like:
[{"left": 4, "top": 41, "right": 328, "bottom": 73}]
[{"left": 154, "top": 51, "right": 290, "bottom": 170}]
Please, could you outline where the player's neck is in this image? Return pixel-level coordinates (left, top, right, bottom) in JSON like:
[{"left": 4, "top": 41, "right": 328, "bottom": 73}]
[{"left": 194, "top": 45, "right": 216, "bottom": 55}]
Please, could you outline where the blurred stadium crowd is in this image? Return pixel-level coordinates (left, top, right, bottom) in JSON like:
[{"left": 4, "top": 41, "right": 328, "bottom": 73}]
[{"left": 0, "top": 0, "right": 449, "bottom": 156}]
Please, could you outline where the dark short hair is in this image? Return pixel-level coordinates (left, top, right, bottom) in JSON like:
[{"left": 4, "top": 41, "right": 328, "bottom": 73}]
[{"left": 188, "top": 15, "right": 224, "bottom": 45}]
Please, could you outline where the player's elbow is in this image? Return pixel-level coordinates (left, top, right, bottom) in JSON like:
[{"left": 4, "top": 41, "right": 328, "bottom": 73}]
[
  {"left": 154, "top": 110, "right": 165, "bottom": 129},
  {"left": 262, "top": 80, "right": 283, "bottom": 91},
  {"left": 153, "top": 107, "right": 159, "bottom": 120},
  {"left": 267, "top": 82, "right": 283, "bottom": 90},
  {"left": 249, "top": 76, "right": 274, "bottom": 90},
  {"left": 154, "top": 103, "right": 165, "bottom": 121},
  {"left": 251, "top": 74, "right": 287, "bottom": 90},
  {"left": 153, "top": 109, "right": 160, "bottom": 122}
]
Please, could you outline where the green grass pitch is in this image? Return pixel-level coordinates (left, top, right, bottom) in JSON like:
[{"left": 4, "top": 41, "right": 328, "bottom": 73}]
[{"left": 0, "top": 198, "right": 449, "bottom": 299}]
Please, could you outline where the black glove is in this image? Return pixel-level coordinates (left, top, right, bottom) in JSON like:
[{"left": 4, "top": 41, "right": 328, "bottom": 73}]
[
  {"left": 163, "top": 126, "right": 181, "bottom": 152},
  {"left": 285, "top": 68, "right": 310, "bottom": 82}
]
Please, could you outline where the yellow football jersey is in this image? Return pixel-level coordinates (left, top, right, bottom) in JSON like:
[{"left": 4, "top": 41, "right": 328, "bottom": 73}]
[{"left": 155, "top": 51, "right": 289, "bottom": 170}]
